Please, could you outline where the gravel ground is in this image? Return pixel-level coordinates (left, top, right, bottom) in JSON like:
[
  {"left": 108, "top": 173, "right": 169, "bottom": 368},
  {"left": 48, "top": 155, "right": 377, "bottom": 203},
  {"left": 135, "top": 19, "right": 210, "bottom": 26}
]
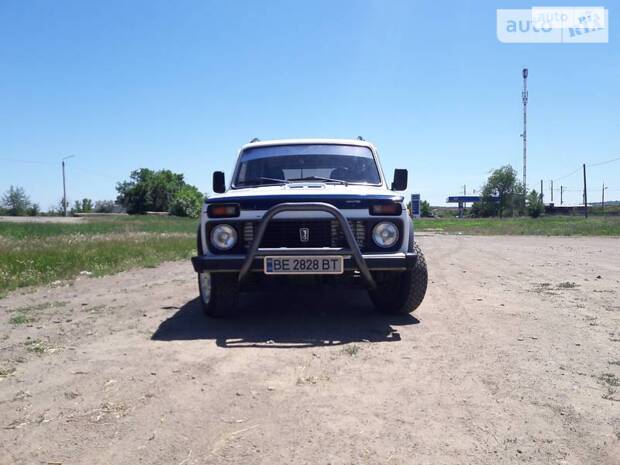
[{"left": 0, "top": 235, "right": 619, "bottom": 465}]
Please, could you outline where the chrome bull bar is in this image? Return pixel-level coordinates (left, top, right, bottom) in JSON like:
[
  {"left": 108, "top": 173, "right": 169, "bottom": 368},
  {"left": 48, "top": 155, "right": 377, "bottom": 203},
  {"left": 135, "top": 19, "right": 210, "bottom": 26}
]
[{"left": 238, "top": 202, "right": 377, "bottom": 289}]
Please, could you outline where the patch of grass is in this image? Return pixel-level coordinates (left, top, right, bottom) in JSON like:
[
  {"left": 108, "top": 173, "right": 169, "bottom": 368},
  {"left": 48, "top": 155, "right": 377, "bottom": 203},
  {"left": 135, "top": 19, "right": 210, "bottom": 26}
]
[
  {"left": 0, "top": 216, "right": 196, "bottom": 295},
  {"left": 602, "top": 388, "right": 619, "bottom": 402},
  {"left": 557, "top": 281, "right": 577, "bottom": 289},
  {"left": 597, "top": 373, "right": 620, "bottom": 402},
  {"left": 9, "top": 313, "right": 36, "bottom": 325},
  {"left": 25, "top": 339, "right": 46, "bottom": 353},
  {"left": 85, "top": 304, "right": 106, "bottom": 313},
  {"left": 342, "top": 344, "right": 360, "bottom": 357},
  {"left": 12, "top": 301, "right": 67, "bottom": 313},
  {"left": 599, "top": 373, "right": 620, "bottom": 387},
  {"left": 414, "top": 216, "right": 620, "bottom": 236},
  {"left": 7, "top": 301, "right": 67, "bottom": 324},
  {"left": 296, "top": 374, "right": 330, "bottom": 385},
  {"left": 0, "top": 367, "right": 16, "bottom": 377},
  {"left": 531, "top": 282, "right": 558, "bottom": 296}
]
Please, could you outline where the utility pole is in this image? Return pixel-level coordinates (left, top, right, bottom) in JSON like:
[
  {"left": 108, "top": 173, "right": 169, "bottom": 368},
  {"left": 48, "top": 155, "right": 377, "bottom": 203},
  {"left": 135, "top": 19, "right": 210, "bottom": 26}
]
[
  {"left": 583, "top": 163, "right": 588, "bottom": 218},
  {"left": 550, "top": 180, "right": 554, "bottom": 203},
  {"left": 560, "top": 185, "right": 564, "bottom": 205},
  {"left": 521, "top": 68, "right": 528, "bottom": 192},
  {"left": 61, "top": 155, "right": 75, "bottom": 217},
  {"left": 540, "top": 179, "right": 543, "bottom": 201},
  {"left": 602, "top": 183, "right": 607, "bottom": 215}
]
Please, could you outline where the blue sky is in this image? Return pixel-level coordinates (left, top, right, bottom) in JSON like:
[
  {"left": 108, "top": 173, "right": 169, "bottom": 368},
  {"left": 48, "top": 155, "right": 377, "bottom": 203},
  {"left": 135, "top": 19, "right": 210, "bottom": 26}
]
[{"left": 0, "top": 0, "right": 618, "bottom": 208}]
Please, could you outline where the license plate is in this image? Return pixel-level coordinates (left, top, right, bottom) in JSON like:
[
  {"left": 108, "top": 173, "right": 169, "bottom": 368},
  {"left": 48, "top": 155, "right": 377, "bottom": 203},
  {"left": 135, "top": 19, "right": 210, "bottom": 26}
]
[{"left": 264, "top": 256, "right": 343, "bottom": 275}]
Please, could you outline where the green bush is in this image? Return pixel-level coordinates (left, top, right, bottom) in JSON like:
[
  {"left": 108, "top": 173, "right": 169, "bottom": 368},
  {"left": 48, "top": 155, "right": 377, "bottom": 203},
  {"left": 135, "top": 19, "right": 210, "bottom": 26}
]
[
  {"left": 527, "top": 190, "right": 544, "bottom": 218},
  {"left": 27, "top": 204, "right": 40, "bottom": 216},
  {"left": 94, "top": 200, "right": 119, "bottom": 213},
  {"left": 72, "top": 198, "right": 93, "bottom": 214},
  {"left": 116, "top": 168, "right": 185, "bottom": 214},
  {"left": 169, "top": 185, "right": 204, "bottom": 218},
  {"left": 2, "top": 186, "right": 32, "bottom": 216},
  {"left": 421, "top": 200, "right": 432, "bottom": 217}
]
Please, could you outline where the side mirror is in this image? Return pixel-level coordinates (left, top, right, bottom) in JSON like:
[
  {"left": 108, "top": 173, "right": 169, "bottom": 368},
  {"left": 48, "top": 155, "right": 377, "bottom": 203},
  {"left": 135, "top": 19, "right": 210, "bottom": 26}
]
[
  {"left": 391, "top": 169, "right": 408, "bottom": 191},
  {"left": 213, "top": 171, "right": 226, "bottom": 193}
]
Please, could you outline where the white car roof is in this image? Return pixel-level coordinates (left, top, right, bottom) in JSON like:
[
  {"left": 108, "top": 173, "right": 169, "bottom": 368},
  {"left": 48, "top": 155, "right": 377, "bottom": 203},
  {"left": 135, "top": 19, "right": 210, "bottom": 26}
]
[{"left": 239, "top": 138, "right": 376, "bottom": 152}]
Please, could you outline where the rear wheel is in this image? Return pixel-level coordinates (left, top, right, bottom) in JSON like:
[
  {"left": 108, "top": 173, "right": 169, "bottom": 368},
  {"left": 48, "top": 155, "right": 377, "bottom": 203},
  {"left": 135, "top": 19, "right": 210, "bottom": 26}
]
[{"left": 369, "top": 220, "right": 428, "bottom": 314}]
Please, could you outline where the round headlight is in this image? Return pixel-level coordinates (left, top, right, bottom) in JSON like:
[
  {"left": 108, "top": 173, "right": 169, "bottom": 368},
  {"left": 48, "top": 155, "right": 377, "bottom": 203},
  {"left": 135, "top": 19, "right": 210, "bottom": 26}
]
[
  {"left": 210, "top": 224, "right": 238, "bottom": 250},
  {"left": 372, "top": 222, "right": 399, "bottom": 248}
]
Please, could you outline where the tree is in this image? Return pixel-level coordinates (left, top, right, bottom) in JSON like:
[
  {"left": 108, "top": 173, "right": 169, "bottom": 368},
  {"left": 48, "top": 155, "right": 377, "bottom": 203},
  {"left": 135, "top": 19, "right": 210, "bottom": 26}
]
[
  {"left": 421, "top": 200, "right": 432, "bottom": 217},
  {"left": 94, "top": 200, "right": 119, "bottom": 213},
  {"left": 28, "top": 203, "right": 40, "bottom": 216},
  {"left": 1, "top": 186, "right": 32, "bottom": 216},
  {"left": 48, "top": 198, "right": 66, "bottom": 216},
  {"left": 116, "top": 169, "right": 187, "bottom": 214},
  {"left": 169, "top": 185, "right": 205, "bottom": 218},
  {"left": 479, "top": 165, "right": 524, "bottom": 218},
  {"left": 72, "top": 198, "right": 94, "bottom": 213},
  {"left": 81, "top": 198, "right": 93, "bottom": 213},
  {"left": 527, "top": 190, "right": 544, "bottom": 218}
]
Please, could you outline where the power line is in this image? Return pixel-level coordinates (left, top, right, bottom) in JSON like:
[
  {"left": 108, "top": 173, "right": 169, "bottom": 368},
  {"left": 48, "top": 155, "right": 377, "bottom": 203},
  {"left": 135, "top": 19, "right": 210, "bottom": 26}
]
[
  {"left": 551, "top": 154, "right": 619, "bottom": 183},
  {"left": 1, "top": 157, "right": 118, "bottom": 180},
  {"left": 587, "top": 155, "right": 620, "bottom": 168},
  {"left": 553, "top": 166, "right": 581, "bottom": 182},
  {"left": 71, "top": 166, "right": 118, "bottom": 181},
  {"left": 0, "top": 157, "right": 55, "bottom": 165}
]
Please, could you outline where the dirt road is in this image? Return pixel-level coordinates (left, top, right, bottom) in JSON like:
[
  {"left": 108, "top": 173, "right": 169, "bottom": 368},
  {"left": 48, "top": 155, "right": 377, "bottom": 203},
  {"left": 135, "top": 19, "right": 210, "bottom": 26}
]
[{"left": 1, "top": 235, "right": 619, "bottom": 464}]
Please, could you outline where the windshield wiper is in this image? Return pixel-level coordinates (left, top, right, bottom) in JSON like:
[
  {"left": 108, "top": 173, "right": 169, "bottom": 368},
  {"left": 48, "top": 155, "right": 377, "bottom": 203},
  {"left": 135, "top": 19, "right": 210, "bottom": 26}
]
[
  {"left": 260, "top": 177, "right": 290, "bottom": 184},
  {"left": 237, "top": 177, "right": 290, "bottom": 187},
  {"left": 288, "top": 176, "right": 348, "bottom": 185}
]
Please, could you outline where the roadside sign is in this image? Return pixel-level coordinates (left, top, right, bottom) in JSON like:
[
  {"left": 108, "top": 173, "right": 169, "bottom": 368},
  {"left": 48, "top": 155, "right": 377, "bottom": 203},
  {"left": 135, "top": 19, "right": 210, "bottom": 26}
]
[{"left": 411, "top": 194, "right": 421, "bottom": 218}]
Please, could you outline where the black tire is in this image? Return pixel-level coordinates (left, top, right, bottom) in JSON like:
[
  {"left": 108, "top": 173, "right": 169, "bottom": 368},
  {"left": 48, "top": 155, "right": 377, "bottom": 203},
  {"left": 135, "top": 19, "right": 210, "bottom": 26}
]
[
  {"left": 369, "top": 221, "right": 428, "bottom": 314},
  {"left": 198, "top": 272, "right": 239, "bottom": 318},
  {"left": 196, "top": 225, "right": 203, "bottom": 255},
  {"left": 196, "top": 225, "right": 239, "bottom": 317}
]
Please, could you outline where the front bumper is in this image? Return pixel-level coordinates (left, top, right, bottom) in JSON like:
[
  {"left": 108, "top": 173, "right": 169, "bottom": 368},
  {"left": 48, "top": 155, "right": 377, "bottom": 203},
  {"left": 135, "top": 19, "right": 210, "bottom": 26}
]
[
  {"left": 196, "top": 201, "right": 411, "bottom": 290},
  {"left": 191, "top": 251, "right": 417, "bottom": 273}
]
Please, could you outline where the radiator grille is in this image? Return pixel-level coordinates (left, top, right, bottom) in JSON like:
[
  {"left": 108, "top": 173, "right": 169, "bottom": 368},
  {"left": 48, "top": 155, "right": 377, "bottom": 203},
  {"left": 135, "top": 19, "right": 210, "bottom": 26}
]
[
  {"left": 242, "top": 220, "right": 367, "bottom": 250},
  {"left": 330, "top": 220, "right": 365, "bottom": 248}
]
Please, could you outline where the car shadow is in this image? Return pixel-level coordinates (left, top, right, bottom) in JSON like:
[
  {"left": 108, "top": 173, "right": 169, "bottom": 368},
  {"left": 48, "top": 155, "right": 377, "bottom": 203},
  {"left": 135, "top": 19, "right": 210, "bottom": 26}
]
[{"left": 151, "top": 288, "right": 420, "bottom": 348}]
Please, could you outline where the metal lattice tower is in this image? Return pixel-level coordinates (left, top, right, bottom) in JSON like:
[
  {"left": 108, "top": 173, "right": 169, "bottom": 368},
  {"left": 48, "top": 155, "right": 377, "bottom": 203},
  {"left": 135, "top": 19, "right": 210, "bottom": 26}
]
[{"left": 521, "top": 68, "right": 528, "bottom": 191}]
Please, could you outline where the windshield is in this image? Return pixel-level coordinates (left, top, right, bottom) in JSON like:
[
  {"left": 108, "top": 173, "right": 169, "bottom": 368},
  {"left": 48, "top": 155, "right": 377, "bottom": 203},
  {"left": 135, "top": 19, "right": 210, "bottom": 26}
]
[{"left": 233, "top": 144, "right": 382, "bottom": 188}]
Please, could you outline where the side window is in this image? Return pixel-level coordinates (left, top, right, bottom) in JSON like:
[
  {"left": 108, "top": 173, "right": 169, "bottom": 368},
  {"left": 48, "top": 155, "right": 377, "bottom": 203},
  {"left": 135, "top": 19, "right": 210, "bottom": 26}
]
[{"left": 237, "top": 163, "right": 247, "bottom": 184}]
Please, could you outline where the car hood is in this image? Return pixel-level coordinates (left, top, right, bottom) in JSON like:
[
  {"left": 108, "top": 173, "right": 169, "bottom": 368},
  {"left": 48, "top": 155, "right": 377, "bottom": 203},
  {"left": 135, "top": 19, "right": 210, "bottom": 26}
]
[{"left": 206, "top": 183, "right": 404, "bottom": 210}]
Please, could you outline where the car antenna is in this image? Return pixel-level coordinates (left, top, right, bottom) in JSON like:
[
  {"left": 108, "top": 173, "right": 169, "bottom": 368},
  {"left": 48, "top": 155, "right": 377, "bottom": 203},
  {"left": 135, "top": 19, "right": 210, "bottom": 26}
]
[
  {"left": 250, "top": 137, "right": 260, "bottom": 143},
  {"left": 356, "top": 136, "right": 364, "bottom": 141}
]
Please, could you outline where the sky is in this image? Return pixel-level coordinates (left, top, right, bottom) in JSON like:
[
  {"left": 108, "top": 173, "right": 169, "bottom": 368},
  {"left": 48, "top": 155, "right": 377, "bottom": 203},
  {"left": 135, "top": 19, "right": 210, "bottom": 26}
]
[{"left": 0, "top": 0, "right": 618, "bottom": 209}]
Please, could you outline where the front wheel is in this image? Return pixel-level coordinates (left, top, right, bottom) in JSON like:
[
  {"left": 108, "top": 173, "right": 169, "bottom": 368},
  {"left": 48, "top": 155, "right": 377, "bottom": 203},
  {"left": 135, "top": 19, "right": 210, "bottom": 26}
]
[
  {"left": 369, "top": 243, "right": 428, "bottom": 314},
  {"left": 198, "top": 272, "right": 239, "bottom": 317}
]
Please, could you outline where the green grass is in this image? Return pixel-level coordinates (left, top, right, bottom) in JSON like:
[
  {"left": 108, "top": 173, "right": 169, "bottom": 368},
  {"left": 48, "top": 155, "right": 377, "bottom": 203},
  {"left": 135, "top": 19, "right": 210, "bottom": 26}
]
[
  {"left": 9, "top": 313, "right": 36, "bottom": 325},
  {"left": 599, "top": 373, "right": 620, "bottom": 387},
  {"left": 557, "top": 281, "right": 577, "bottom": 289},
  {"left": 25, "top": 339, "right": 46, "bottom": 353},
  {"left": 414, "top": 216, "right": 620, "bottom": 236},
  {"left": 342, "top": 344, "right": 360, "bottom": 357},
  {"left": 0, "top": 367, "right": 16, "bottom": 377},
  {"left": 0, "top": 215, "right": 196, "bottom": 239},
  {"left": 0, "top": 216, "right": 197, "bottom": 296},
  {"left": 7, "top": 301, "right": 67, "bottom": 324}
]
